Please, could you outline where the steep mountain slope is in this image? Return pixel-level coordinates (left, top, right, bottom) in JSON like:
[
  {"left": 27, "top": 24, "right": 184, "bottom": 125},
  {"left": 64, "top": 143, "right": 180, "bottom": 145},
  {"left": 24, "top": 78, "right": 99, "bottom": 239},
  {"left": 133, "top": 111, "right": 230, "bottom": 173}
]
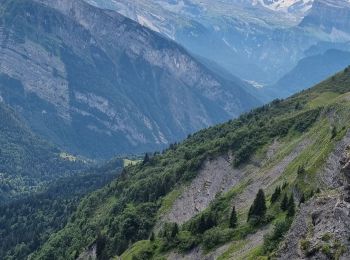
[
  {"left": 86, "top": 0, "right": 350, "bottom": 84},
  {"left": 300, "top": 0, "right": 350, "bottom": 40},
  {"left": 0, "top": 101, "right": 85, "bottom": 202},
  {"left": 271, "top": 49, "right": 350, "bottom": 97},
  {"left": 34, "top": 68, "right": 350, "bottom": 259},
  {"left": 0, "top": 0, "right": 260, "bottom": 158}
]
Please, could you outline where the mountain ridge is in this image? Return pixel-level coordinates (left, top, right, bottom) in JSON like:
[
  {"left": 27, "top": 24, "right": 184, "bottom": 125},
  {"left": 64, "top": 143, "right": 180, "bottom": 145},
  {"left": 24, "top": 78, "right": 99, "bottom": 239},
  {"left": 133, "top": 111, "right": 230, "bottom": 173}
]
[{"left": 0, "top": 0, "right": 261, "bottom": 158}]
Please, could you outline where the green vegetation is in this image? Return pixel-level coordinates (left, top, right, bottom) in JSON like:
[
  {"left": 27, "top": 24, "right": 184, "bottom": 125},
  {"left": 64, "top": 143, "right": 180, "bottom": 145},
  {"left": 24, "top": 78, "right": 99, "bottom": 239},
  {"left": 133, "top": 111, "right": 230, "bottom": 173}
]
[
  {"left": 229, "top": 207, "right": 238, "bottom": 229},
  {"left": 0, "top": 164, "right": 119, "bottom": 260},
  {"left": 33, "top": 69, "right": 350, "bottom": 259},
  {"left": 0, "top": 103, "right": 87, "bottom": 201},
  {"left": 247, "top": 189, "right": 267, "bottom": 225}
]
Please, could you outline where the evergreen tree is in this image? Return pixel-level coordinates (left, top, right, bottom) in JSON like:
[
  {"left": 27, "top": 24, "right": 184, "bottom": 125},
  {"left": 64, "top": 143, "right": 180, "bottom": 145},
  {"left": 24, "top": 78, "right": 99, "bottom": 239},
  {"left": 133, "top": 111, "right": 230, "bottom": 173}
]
[
  {"left": 280, "top": 194, "right": 289, "bottom": 211},
  {"left": 282, "top": 182, "right": 288, "bottom": 190},
  {"left": 297, "top": 165, "right": 305, "bottom": 175},
  {"left": 143, "top": 153, "right": 150, "bottom": 164},
  {"left": 171, "top": 223, "right": 179, "bottom": 238},
  {"left": 331, "top": 126, "right": 337, "bottom": 139},
  {"left": 309, "top": 190, "right": 314, "bottom": 198},
  {"left": 120, "top": 168, "right": 127, "bottom": 180},
  {"left": 270, "top": 186, "right": 281, "bottom": 203},
  {"left": 287, "top": 195, "right": 295, "bottom": 217},
  {"left": 248, "top": 189, "right": 266, "bottom": 224},
  {"left": 229, "top": 206, "right": 237, "bottom": 228},
  {"left": 299, "top": 193, "right": 305, "bottom": 205},
  {"left": 197, "top": 215, "right": 206, "bottom": 233},
  {"left": 149, "top": 232, "right": 155, "bottom": 242}
]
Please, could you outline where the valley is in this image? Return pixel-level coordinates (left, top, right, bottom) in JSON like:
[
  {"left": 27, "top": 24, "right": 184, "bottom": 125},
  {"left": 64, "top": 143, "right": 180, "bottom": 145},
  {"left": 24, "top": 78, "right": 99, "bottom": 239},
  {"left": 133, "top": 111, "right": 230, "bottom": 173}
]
[{"left": 0, "top": 0, "right": 350, "bottom": 260}]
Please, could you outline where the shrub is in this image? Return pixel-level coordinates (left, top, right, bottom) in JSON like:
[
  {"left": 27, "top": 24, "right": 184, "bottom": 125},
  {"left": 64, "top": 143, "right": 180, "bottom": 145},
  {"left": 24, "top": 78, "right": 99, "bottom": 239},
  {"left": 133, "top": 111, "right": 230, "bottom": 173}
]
[
  {"left": 177, "top": 231, "right": 197, "bottom": 252},
  {"left": 202, "top": 228, "right": 234, "bottom": 250},
  {"left": 263, "top": 219, "right": 291, "bottom": 253},
  {"left": 300, "top": 239, "right": 311, "bottom": 252}
]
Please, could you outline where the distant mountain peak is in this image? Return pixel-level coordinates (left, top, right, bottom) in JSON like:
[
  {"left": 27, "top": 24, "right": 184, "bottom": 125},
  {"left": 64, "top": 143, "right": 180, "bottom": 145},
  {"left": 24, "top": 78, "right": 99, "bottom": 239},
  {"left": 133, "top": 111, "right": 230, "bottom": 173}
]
[{"left": 253, "top": 0, "right": 314, "bottom": 13}]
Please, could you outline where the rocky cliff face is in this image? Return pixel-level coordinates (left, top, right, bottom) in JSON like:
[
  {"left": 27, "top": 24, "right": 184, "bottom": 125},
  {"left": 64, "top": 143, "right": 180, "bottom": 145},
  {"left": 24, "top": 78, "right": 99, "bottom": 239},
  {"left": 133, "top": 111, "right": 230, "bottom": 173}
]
[
  {"left": 277, "top": 131, "right": 350, "bottom": 259},
  {"left": 0, "top": 0, "right": 260, "bottom": 158}
]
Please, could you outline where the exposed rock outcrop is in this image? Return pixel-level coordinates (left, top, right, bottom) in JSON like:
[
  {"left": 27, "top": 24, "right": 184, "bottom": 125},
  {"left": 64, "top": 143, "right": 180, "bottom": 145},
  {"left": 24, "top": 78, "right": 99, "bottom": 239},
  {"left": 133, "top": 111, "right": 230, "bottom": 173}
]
[
  {"left": 163, "top": 154, "right": 247, "bottom": 225},
  {"left": 278, "top": 132, "right": 350, "bottom": 259}
]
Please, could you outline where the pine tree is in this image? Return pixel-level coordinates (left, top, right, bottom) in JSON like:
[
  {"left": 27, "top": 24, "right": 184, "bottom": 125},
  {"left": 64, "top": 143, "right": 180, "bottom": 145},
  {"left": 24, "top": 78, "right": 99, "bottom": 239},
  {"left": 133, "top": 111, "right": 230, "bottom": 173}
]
[
  {"left": 229, "top": 206, "right": 237, "bottom": 228},
  {"left": 270, "top": 186, "right": 281, "bottom": 203},
  {"left": 287, "top": 194, "right": 295, "bottom": 217},
  {"left": 280, "top": 194, "right": 289, "bottom": 211},
  {"left": 248, "top": 189, "right": 266, "bottom": 224}
]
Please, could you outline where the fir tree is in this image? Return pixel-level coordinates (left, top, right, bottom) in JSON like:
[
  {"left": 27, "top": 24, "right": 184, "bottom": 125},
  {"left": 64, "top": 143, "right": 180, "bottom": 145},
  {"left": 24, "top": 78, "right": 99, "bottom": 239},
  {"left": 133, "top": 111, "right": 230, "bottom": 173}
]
[
  {"left": 248, "top": 189, "right": 266, "bottom": 224},
  {"left": 171, "top": 223, "right": 179, "bottom": 238},
  {"left": 280, "top": 194, "right": 289, "bottom": 211},
  {"left": 270, "top": 186, "right": 281, "bottom": 203},
  {"left": 287, "top": 194, "right": 295, "bottom": 217},
  {"left": 229, "top": 206, "right": 237, "bottom": 228}
]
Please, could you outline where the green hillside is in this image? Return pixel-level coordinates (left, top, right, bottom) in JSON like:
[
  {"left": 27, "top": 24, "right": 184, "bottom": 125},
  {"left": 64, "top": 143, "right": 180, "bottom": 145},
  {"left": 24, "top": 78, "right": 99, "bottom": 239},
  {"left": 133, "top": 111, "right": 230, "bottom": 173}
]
[
  {"left": 0, "top": 159, "right": 122, "bottom": 260},
  {"left": 34, "top": 67, "right": 350, "bottom": 259},
  {"left": 0, "top": 102, "right": 86, "bottom": 201}
]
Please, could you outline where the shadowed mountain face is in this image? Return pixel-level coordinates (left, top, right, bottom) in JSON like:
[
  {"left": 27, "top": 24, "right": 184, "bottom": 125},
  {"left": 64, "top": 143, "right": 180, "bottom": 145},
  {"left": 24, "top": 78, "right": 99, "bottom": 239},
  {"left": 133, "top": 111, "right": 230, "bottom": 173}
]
[{"left": 0, "top": 0, "right": 260, "bottom": 158}]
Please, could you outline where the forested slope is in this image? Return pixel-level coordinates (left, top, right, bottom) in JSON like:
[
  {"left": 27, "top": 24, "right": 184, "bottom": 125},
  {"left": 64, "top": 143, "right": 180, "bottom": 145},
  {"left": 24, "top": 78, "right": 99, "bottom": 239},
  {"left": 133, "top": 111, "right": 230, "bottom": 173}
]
[
  {"left": 0, "top": 102, "right": 86, "bottom": 201},
  {"left": 0, "top": 158, "right": 123, "bottom": 260},
  {"left": 35, "top": 67, "right": 350, "bottom": 259}
]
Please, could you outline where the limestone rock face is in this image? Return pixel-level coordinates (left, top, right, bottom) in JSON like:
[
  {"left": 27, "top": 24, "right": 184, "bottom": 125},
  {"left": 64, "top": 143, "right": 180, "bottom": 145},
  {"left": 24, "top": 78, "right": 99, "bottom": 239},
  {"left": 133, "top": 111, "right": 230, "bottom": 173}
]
[
  {"left": 278, "top": 133, "right": 350, "bottom": 259},
  {"left": 340, "top": 145, "right": 350, "bottom": 202},
  {"left": 0, "top": 0, "right": 260, "bottom": 158}
]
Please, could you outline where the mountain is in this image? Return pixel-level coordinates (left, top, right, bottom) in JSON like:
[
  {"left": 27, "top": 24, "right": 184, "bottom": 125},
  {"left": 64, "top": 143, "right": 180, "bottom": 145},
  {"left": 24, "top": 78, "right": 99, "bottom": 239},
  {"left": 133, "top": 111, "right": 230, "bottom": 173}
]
[
  {"left": 0, "top": 0, "right": 261, "bottom": 159},
  {"left": 255, "top": 0, "right": 314, "bottom": 13},
  {"left": 0, "top": 101, "right": 86, "bottom": 202},
  {"left": 34, "top": 68, "right": 350, "bottom": 259},
  {"left": 300, "top": 0, "right": 350, "bottom": 40},
  {"left": 271, "top": 49, "right": 350, "bottom": 97},
  {"left": 86, "top": 0, "right": 350, "bottom": 85}
]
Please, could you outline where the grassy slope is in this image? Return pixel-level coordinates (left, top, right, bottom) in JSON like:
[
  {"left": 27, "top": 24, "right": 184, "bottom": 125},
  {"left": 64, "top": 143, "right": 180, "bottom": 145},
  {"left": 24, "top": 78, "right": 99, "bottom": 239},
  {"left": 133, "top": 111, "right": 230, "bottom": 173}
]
[{"left": 35, "top": 67, "right": 350, "bottom": 259}]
